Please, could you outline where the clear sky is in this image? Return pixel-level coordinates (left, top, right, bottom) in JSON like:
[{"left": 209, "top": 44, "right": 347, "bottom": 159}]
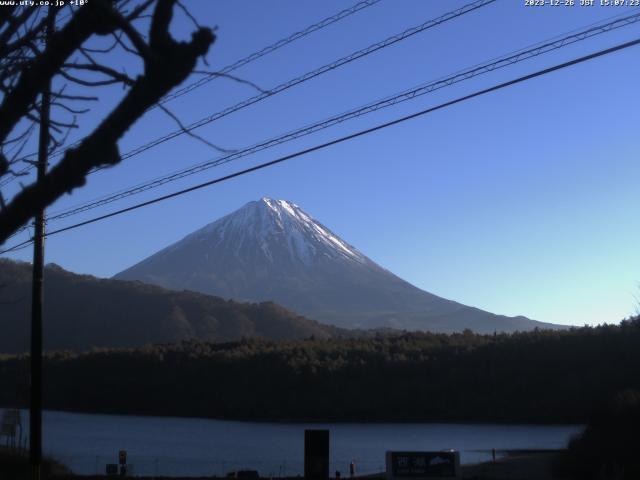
[{"left": 2, "top": 0, "right": 640, "bottom": 326}]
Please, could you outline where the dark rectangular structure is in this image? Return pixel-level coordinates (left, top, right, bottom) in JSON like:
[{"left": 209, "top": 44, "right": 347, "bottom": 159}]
[
  {"left": 304, "top": 429, "right": 329, "bottom": 480},
  {"left": 105, "top": 464, "right": 118, "bottom": 476}
]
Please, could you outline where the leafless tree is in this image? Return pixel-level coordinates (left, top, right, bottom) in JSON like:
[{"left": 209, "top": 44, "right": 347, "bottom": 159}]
[{"left": 0, "top": 0, "right": 215, "bottom": 245}]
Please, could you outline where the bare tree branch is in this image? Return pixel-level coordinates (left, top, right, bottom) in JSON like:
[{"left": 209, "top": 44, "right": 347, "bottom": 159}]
[
  {"left": 0, "top": 1, "right": 119, "bottom": 144},
  {"left": 62, "top": 62, "right": 136, "bottom": 86},
  {"left": 0, "top": 7, "right": 36, "bottom": 54},
  {"left": 0, "top": 14, "right": 48, "bottom": 58},
  {"left": 0, "top": 0, "right": 215, "bottom": 244},
  {"left": 125, "top": 0, "right": 156, "bottom": 21},
  {"left": 177, "top": 0, "right": 201, "bottom": 29},
  {"left": 192, "top": 69, "right": 267, "bottom": 94},
  {"left": 51, "top": 102, "right": 91, "bottom": 115},
  {"left": 107, "top": 6, "right": 153, "bottom": 59},
  {"left": 54, "top": 93, "right": 99, "bottom": 102},
  {"left": 157, "top": 103, "right": 235, "bottom": 154},
  {"left": 59, "top": 68, "right": 128, "bottom": 87}
]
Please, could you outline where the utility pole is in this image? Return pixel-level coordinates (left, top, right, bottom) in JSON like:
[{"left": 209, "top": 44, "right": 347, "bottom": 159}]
[{"left": 30, "top": 7, "right": 54, "bottom": 480}]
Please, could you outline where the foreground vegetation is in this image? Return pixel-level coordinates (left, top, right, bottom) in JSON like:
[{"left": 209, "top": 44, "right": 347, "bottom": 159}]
[
  {"left": 555, "top": 389, "right": 640, "bottom": 480},
  {"left": 0, "top": 449, "right": 69, "bottom": 479},
  {"left": 1, "top": 318, "right": 639, "bottom": 423}
]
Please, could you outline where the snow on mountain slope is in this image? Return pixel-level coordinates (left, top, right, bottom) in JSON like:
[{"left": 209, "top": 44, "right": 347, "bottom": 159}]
[
  {"left": 185, "top": 197, "right": 366, "bottom": 266},
  {"left": 115, "top": 198, "right": 559, "bottom": 333}
]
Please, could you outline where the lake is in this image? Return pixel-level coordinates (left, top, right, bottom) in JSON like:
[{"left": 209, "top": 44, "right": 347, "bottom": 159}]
[{"left": 2, "top": 409, "right": 583, "bottom": 477}]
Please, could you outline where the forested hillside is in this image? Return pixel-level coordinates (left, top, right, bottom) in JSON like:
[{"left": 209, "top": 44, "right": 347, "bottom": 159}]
[
  {"left": 0, "top": 259, "right": 342, "bottom": 353},
  {"left": 1, "top": 318, "right": 638, "bottom": 423}
]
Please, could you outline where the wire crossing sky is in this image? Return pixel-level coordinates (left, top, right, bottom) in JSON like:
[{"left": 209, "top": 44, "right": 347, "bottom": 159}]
[
  {"left": 2, "top": 33, "right": 639, "bottom": 257},
  {"left": 1, "top": 0, "right": 384, "bottom": 184},
  {"left": 36, "top": 10, "right": 640, "bottom": 226},
  {"left": 2, "top": 0, "right": 639, "bottom": 327}
]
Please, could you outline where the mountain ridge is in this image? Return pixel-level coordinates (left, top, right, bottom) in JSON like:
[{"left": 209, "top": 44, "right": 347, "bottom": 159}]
[
  {"left": 115, "top": 197, "right": 561, "bottom": 333},
  {"left": 0, "top": 258, "right": 343, "bottom": 353}
]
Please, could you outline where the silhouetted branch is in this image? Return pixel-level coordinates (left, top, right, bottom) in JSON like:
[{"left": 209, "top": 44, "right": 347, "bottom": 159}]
[
  {"left": 0, "top": 0, "right": 215, "bottom": 244},
  {"left": 0, "top": 2, "right": 116, "bottom": 144},
  {"left": 62, "top": 63, "right": 136, "bottom": 86},
  {"left": 192, "top": 70, "right": 267, "bottom": 93},
  {"left": 157, "top": 103, "right": 235, "bottom": 154}
]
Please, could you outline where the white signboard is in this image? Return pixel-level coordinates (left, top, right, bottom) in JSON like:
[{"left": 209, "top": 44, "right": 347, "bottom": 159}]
[{"left": 386, "top": 451, "right": 460, "bottom": 480}]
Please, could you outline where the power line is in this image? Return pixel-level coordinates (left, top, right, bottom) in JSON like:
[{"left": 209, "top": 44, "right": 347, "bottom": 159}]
[
  {"left": 3, "top": 0, "right": 497, "bottom": 241},
  {"left": 158, "top": 0, "right": 384, "bottom": 106},
  {"left": 111, "top": 0, "right": 497, "bottom": 164},
  {"left": 0, "top": 239, "right": 33, "bottom": 254},
  {"left": 2, "top": 35, "right": 638, "bottom": 255},
  {"left": 43, "top": 10, "right": 640, "bottom": 223},
  {"left": 0, "top": 0, "right": 384, "bottom": 185},
  {"left": 9, "top": 0, "right": 497, "bottom": 181}
]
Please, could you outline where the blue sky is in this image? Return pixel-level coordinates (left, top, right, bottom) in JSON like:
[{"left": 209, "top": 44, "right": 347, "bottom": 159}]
[{"left": 3, "top": 0, "right": 640, "bottom": 326}]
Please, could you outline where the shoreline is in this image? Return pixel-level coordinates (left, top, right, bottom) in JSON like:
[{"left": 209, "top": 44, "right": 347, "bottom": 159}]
[
  {"left": 461, "top": 450, "right": 562, "bottom": 480},
  {"left": 0, "top": 406, "right": 587, "bottom": 427},
  {"left": 2, "top": 448, "right": 565, "bottom": 480}
]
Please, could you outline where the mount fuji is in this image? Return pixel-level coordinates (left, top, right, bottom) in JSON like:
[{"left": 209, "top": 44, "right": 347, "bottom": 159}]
[{"left": 115, "top": 197, "right": 557, "bottom": 333}]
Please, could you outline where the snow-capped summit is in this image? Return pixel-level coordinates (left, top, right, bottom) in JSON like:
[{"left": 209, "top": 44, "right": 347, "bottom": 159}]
[
  {"left": 115, "top": 198, "right": 557, "bottom": 333},
  {"left": 186, "top": 197, "right": 366, "bottom": 266}
]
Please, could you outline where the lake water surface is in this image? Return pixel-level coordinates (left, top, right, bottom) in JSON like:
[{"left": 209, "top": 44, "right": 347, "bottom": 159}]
[{"left": 3, "top": 409, "right": 583, "bottom": 477}]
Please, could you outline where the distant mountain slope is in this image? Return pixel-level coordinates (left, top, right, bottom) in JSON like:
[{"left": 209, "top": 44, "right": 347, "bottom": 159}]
[
  {"left": 0, "top": 259, "right": 341, "bottom": 353},
  {"left": 115, "top": 197, "right": 560, "bottom": 333}
]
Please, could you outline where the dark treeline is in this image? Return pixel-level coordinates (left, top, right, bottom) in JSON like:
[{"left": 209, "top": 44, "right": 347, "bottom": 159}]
[
  {"left": 1, "top": 318, "right": 639, "bottom": 423},
  {"left": 555, "top": 389, "right": 640, "bottom": 479}
]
